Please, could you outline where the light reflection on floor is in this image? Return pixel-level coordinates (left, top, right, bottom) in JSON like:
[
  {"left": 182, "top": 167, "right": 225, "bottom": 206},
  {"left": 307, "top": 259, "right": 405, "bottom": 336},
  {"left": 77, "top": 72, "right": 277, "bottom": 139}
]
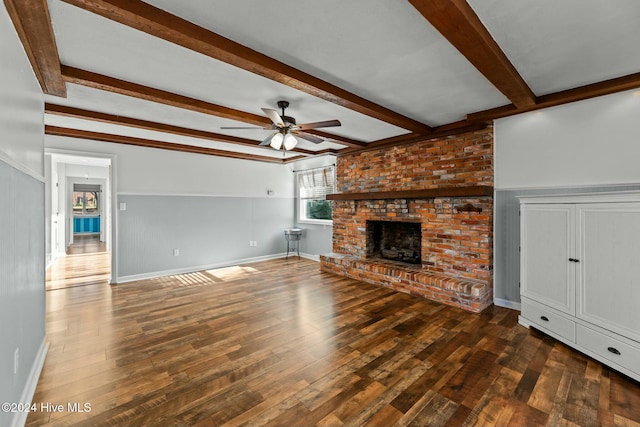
[{"left": 152, "top": 265, "right": 261, "bottom": 288}]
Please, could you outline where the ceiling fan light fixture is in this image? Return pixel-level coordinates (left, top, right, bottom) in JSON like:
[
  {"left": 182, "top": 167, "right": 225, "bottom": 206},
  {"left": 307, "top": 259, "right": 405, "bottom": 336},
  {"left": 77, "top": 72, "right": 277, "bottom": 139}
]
[
  {"left": 270, "top": 132, "right": 284, "bottom": 150},
  {"left": 284, "top": 133, "right": 297, "bottom": 150}
]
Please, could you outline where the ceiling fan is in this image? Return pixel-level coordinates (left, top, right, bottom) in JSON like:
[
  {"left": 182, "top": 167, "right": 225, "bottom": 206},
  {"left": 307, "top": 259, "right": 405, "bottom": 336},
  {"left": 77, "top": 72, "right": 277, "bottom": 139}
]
[{"left": 221, "top": 101, "right": 341, "bottom": 151}]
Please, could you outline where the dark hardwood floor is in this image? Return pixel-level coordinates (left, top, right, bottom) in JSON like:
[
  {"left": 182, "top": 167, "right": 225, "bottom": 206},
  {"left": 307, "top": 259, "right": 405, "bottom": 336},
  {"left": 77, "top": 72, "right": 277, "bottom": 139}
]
[{"left": 29, "top": 258, "right": 640, "bottom": 426}]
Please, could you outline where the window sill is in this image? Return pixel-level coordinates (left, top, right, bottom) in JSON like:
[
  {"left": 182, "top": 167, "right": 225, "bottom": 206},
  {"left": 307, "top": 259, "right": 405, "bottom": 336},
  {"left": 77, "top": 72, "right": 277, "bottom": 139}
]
[{"left": 298, "top": 219, "right": 333, "bottom": 226}]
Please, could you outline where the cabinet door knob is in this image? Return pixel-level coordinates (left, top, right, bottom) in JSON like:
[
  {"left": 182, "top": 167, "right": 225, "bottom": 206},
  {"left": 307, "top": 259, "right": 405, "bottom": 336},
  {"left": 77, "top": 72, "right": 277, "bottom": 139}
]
[
  {"left": 607, "top": 347, "right": 621, "bottom": 356},
  {"left": 540, "top": 316, "right": 549, "bottom": 322}
]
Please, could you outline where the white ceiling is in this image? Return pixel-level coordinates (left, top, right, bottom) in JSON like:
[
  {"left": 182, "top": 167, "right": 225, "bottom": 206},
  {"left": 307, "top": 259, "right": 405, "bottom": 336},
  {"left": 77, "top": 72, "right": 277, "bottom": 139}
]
[{"left": 41, "top": 0, "right": 640, "bottom": 161}]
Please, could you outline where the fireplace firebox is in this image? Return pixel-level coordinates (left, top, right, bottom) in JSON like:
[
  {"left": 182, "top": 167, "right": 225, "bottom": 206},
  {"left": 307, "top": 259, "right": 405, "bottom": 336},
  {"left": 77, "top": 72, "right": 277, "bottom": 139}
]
[{"left": 366, "top": 220, "right": 421, "bottom": 264}]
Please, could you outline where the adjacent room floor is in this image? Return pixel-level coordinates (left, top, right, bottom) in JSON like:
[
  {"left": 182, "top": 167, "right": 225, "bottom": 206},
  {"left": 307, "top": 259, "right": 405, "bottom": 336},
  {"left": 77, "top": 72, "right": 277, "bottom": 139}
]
[
  {"left": 29, "top": 257, "right": 640, "bottom": 426},
  {"left": 46, "top": 235, "right": 110, "bottom": 291}
]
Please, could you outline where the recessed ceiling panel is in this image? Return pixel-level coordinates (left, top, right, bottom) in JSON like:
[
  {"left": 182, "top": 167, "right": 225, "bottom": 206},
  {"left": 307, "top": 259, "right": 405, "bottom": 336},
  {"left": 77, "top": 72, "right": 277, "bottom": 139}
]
[
  {"left": 469, "top": 0, "right": 640, "bottom": 96},
  {"left": 137, "top": 0, "right": 510, "bottom": 125},
  {"left": 47, "top": 0, "right": 407, "bottom": 142}
]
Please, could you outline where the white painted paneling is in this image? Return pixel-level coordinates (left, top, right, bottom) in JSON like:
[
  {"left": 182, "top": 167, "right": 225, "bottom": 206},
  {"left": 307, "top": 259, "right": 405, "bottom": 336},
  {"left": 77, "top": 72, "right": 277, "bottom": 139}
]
[
  {"left": 46, "top": 135, "right": 294, "bottom": 198},
  {"left": 495, "top": 89, "right": 640, "bottom": 190}
]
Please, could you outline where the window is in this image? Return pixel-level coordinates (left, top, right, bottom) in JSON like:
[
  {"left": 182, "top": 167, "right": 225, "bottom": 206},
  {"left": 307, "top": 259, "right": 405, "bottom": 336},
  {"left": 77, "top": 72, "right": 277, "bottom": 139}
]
[
  {"left": 297, "top": 166, "right": 335, "bottom": 223},
  {"left": 73, "top": 184, "right": 100, "bottom": 215}
]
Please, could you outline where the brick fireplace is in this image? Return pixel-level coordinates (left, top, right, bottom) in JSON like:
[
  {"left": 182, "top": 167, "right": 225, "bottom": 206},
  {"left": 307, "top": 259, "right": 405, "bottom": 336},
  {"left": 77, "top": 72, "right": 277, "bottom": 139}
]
[
  {"left": 367, "top": 220, "right": 422, "bottom": 264},
  {"left": 320, "top": 127, "right": 494, "bottom": 313}
]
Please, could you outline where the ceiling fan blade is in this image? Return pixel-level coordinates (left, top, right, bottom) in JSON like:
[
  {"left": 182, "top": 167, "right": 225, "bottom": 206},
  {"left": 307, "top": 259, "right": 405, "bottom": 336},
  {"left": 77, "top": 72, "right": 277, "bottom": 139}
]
[
  {"left": 294, "top": 131, "right": 325, "bottom": 144},
  {"left": 261, "top": 108, "right": 285, "bottom": 127},
  {"left": 220, "top": 126, "right": 268, "bottom": 130},
  {"left": 297, "top": 119, "right": 341, "bottom": 130},
  {"left": 259, "top": 132, "right": 277, "bottom": 146}
]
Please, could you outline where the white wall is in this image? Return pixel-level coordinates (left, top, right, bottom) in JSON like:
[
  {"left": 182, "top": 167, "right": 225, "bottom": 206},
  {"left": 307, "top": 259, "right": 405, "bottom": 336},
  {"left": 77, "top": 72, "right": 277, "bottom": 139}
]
[
  {"left": 0, "top": 3, "right": 47, "bottom": 427},
  {"left": 46, "top": 135, "right": 296, "bottom": 281},
  {"left": 493, "top": 89, "right": 640, "bottom": 309},
  {"left": 0, "top": 10, "right": 43, "bottom": 177},
  {"left": 495, "top": 89, "right": 640, "bottom": 189},
  {"left": 46, "top": 135, "right": 293, "bottom": 197}
]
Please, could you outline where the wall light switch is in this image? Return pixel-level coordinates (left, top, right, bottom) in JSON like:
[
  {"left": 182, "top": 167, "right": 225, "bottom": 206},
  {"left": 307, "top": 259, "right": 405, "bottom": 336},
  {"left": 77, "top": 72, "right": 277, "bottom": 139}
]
[
  {"left": 119, "top": 202, "right": 127, "bottom": 211},
  {"left": 173, "top": 248, "right": 180, "bottom": 256}
]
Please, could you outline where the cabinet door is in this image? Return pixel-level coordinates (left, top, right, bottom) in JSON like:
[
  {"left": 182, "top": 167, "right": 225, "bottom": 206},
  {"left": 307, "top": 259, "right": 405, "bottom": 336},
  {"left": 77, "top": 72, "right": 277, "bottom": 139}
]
[
  {"left": 521, "top": 205, "right": 575, "bottom": 314},
  {"left": 577, "top": 203, "right": 640, "bottom": 342}
]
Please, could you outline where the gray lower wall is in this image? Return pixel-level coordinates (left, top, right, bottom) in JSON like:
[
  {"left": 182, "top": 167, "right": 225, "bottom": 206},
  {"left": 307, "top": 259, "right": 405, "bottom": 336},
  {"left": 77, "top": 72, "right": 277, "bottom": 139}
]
[
  {"left": 117, "top": 194, "right": 294, "bottom": 279},
  {"left": 494, "top": 184, "right": 640, "bottom": 306},
  {"left": 293, "top": 223, "right": 333, "bottom": 258},
  {"left": 0, "top": 160, "right": 45, "bottom": 427}
]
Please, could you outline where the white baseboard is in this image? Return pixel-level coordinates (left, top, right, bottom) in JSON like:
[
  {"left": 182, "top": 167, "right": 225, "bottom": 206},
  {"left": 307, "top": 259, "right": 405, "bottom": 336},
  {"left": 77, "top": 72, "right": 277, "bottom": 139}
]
[
  {"left": 493, "top": 298, "right": 521, "bottom": 311},
  {"left": 11, "top": 339, "right": 48, "bottom": 427},
  {"left": 299, "top": 252, "right": 320, "bottom": 262},
  {"left": 116, "top": 253, "right": 293, "bottom": 283}
]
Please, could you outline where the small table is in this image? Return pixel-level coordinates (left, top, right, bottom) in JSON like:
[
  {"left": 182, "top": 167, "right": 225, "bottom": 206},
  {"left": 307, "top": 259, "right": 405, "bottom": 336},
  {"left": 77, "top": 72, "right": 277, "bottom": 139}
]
[{"left": 284, "top": 228, "right": 303, "bottom": 259}]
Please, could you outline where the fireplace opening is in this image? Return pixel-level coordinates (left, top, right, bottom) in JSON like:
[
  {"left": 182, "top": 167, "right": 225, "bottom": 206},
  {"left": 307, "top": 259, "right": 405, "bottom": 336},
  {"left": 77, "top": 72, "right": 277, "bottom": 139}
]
[{"left": 366, "top": 220, "right": 421, "bottom": 264}]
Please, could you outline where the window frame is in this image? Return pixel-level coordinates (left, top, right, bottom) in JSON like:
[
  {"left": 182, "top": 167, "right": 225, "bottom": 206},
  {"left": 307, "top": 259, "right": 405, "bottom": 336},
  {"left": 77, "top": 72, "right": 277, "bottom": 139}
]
[
  {"left": 72, "top": 190, "right": 99, "bottom": 216},
  {"left": 297, "top": 165, "right": 335, "bottom": 225}
]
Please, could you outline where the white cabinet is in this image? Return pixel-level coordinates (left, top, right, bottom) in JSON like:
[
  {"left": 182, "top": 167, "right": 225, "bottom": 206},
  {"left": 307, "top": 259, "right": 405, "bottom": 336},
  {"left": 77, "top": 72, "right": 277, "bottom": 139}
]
[
  {"left": 519, "top": 192, "right": 640, "bottom": 382},
  {"left": 520, "top": 204, "right": 575, "bottom": 314}
]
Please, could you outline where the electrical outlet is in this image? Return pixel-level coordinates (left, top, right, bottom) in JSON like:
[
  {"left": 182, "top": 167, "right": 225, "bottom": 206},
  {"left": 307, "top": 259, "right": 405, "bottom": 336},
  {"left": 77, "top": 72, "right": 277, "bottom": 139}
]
[
  {"left": 253, "top": 241, "right": 257, "bottom": 247},
  {"left": 173, "top": 248, "right": 180, "bottom": 256},
  {"left": 14, "top": 348, "right": 19, "bottom": 375}
]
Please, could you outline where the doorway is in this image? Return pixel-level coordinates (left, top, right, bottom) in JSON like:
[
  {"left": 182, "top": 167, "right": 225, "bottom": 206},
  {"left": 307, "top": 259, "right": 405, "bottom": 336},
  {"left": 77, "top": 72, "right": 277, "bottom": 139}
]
[{"left": 45, "top": 151, "right": 115, "bottom": 290}]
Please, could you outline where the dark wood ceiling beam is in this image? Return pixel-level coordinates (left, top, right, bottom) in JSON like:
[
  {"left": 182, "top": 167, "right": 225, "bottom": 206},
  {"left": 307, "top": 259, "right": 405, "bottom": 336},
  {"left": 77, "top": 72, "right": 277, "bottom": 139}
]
[
  {"left": 468, "top": 71, "right": 640, "bottom": 122},
  {"left": 338, "top": 121, "right": 488, "bottom": 156},
  {"left": 303, "top": 129, "right": 367, "bottom": 148},
  {"left": 46, "top": 103, "right": 262, "bottom": 146},
  {"left": 45, "top": 125, "right": 292, "bottom": 163},
  {"left": 4, "top": 0, "right": 66, "bottom": 96},
  {"left": 60, "top": 66, "right": 361, "bottom": 149},
  {"left": 366, "top": 119, "right": 488, "bottom": 149},
  {"left": 44, "top": 103, "right": 330, "bottom": 155},
  {"left": 61, "top": 65, "right": 270, "bottom": 126},
  {"left": 60, "top": 0, "right": 433, "bottom": 134},
  {"left": 409, "top": 0, "right": 535, "bottom": 109}
]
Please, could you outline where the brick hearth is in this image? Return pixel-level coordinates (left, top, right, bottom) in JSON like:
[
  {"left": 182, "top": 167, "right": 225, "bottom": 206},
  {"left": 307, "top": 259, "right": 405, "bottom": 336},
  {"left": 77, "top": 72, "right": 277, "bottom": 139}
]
[{"left": 321, "top": 127, "right": 494, "bottom": 313}]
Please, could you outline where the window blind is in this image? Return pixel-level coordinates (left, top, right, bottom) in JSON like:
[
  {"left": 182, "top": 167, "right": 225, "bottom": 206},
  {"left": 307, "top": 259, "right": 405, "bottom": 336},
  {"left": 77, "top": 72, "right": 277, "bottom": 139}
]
[
  {"left": 298, "top": 166, "right": 335, "bottom": 199},
  {"left": 73, "top": 184, "right": 101, "bottom": 192}
]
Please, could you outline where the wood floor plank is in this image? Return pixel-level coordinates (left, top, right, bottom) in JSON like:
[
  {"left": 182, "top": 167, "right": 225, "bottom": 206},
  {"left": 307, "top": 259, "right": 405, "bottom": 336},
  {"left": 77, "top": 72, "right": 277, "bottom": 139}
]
[{"left": 26, "top": 256, "right": 640, "bottom": 426}]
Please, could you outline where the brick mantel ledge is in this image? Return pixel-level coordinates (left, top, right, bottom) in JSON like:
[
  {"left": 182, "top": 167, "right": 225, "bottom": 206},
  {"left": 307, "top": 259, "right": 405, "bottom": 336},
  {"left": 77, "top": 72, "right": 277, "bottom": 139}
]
[
  {"left": 326, "top": 185, "right": 493, "bottom": 201},
  {"left": 320, "top": 253, "right": 493, "bottom": 313}
]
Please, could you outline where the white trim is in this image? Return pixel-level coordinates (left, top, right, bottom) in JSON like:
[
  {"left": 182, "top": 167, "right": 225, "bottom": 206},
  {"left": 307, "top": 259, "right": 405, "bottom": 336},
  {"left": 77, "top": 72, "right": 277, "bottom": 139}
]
[
  {"left": 494, "top": 298, "right": 521, "bottom": 311},
  {"left": 496, "top": 182, "right": 640, "bottom": 191},
  {"left": 44, "top": 148, "right": 117, "bottom": 288},
  {"left": 518, "top": 191, "right": 640, "bottom": 205},
  {"left": 11, "top": 339, "right": 48, "bottom": 427},
  {"left": 299, "top": 252, "right": 321, "bottom": 262},
  {"left": 116, "top": 253, "right": 290, "bottom": 283},
  {"left": 297, "top": 219, "right": 333, "bottom": 226},
  {"left": 0, "top": 151, "right": 45, "bottom": 183},
  {"left": 116, "top": 192, "right": 294, "bottom": 199}
]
